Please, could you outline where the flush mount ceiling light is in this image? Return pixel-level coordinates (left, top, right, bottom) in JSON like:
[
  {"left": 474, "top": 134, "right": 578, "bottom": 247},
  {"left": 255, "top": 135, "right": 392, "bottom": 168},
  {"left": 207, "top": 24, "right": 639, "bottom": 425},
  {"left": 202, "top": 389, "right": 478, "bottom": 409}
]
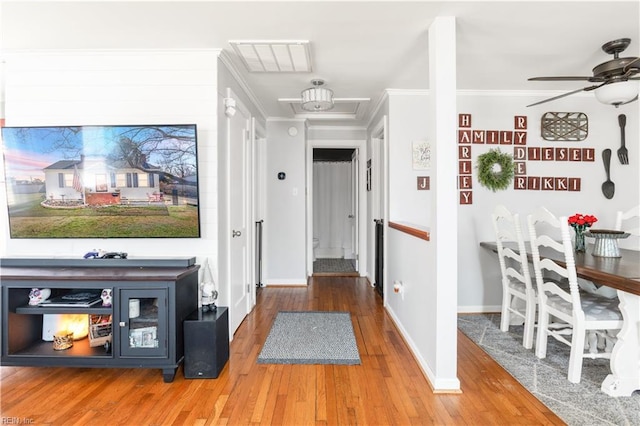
[
  {"left": 229, "top": 40, "right": 311, "bottom": 73},
  {"left": 301, "top": 79, "right": 334, "bottom": 112}
]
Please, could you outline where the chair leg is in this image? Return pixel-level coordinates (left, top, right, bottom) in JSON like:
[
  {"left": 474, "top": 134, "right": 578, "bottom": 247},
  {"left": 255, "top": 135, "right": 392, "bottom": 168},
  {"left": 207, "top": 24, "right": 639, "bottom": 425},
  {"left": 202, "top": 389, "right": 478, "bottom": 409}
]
[
  {"left": 500, "top": 291, "right": 511, "bottom": 332},
  {"left": 523, "top": 297, "right": 535, "bottom": 349},
  {"left": 535, "top": 308, "right": 549, "bottom": 358},
  {"left": 568, "top": 326, "right": 586, "bottom": 383}
]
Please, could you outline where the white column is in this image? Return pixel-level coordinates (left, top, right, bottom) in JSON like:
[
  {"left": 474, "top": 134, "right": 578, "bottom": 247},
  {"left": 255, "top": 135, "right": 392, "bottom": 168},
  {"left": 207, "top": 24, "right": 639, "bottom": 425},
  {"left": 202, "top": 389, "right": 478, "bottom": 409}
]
[{"left": 430, "top": 16, "right": 461, "bottom": 391}]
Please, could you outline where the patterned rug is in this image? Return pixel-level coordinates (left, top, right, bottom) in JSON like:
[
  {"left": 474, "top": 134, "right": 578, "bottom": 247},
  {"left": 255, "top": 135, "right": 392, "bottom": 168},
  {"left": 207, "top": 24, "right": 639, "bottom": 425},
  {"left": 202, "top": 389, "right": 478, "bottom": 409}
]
[
  {"left": 313, "top": 258, "right": 356, "bottom": 274},
  {"left": 257, "top": 311, "right": 361, "bottom": 365},
  {"left": 458, "top": 314, "right": 640, "bottom": 426}
]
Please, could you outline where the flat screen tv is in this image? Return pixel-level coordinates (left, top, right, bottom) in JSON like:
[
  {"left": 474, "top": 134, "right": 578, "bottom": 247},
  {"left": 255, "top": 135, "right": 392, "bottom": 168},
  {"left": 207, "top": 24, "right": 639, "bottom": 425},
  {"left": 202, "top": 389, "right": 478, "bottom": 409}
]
[{"left": 1, "top": 124, "right": 200, "bottom": 238}]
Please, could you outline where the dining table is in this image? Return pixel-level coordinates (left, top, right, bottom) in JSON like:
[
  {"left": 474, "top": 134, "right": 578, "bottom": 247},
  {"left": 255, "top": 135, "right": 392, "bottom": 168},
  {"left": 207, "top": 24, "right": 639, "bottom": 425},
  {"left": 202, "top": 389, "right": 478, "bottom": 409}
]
[{"left": 480, "top": 241, "right": 640, "bottom": 397}]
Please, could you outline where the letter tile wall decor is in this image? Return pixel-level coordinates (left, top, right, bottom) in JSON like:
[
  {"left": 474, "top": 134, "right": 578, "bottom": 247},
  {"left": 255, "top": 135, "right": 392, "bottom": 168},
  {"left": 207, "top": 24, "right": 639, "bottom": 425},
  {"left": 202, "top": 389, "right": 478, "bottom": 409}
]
[{"left": 457, "top": 113, "right": 594, "bottom": 205}]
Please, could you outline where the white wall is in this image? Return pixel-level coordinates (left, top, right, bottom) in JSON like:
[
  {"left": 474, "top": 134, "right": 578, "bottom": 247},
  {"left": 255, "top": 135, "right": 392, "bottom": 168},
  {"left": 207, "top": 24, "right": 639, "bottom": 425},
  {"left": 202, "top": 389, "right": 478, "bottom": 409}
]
[
  {"left": 387, "top": 91, "right": 432, "bottom": 224},
  {"left": 0, "top": 49, "right": 223, "bottom": 299},
  {"left": 457, "top": 91, "right": 640, "bottom": 312},
  {"left": 264, "top": 119, "right": 307, "bottom": 285}
]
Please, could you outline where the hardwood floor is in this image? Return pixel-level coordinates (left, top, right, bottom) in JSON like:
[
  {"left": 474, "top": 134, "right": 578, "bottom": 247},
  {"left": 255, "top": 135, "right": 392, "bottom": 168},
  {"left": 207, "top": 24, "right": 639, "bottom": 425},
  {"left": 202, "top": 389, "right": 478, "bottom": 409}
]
[{"left": 0, "top": 276, "right": 564, "bottom": 425}]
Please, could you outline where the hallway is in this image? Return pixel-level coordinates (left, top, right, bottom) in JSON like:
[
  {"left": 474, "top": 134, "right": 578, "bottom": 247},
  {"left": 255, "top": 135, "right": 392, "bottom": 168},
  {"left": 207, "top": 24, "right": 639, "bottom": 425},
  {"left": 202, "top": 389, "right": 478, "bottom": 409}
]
[{"left": 1, "top": 276, "right": 562, "bottom": 425}]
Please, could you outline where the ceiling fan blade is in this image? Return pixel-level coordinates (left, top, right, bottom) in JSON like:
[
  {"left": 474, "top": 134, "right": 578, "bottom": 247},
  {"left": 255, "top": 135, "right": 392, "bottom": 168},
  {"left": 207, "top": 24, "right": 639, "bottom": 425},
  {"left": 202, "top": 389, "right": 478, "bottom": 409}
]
[
  {"left": 526, "top": 84, "right": 604, "bottom": 107},
  {"left": 623, "top": 57, "right": 640, "bottom": 73},
  {"left": 528, "top": 76, "right": 594, "bottom": 82},
  {"left": 526, "top": 87, "right": 591, "bottom": 107}
]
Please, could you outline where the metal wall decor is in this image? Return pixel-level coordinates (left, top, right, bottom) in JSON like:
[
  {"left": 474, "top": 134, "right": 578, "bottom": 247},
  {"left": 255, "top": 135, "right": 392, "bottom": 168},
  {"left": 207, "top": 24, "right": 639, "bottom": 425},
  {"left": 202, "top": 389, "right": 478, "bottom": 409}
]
[{"left": 541, "top": 112, "right": 588, "bottom": 141}]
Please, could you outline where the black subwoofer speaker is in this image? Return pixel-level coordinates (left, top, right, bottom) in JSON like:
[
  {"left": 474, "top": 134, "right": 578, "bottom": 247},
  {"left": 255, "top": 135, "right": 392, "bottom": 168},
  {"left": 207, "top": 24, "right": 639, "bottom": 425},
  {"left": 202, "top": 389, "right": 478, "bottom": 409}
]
[{"left": 183, "top": 307, "right": 229, "bottom": 379}]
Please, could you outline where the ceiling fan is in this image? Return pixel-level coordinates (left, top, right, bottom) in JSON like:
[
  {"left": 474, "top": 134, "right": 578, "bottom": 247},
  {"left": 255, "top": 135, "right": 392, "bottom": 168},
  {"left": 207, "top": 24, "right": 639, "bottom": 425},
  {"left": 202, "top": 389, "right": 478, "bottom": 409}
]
[{"left": 527, "top": 38, "right": 640, "bottom": 108}]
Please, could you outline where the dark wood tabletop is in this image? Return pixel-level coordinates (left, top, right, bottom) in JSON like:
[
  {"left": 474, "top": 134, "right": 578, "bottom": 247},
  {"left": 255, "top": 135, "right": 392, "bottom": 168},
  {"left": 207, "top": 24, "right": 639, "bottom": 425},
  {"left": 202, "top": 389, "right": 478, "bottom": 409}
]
[{"left": 480, "top": 241, "right": 640, "bottom": 296}]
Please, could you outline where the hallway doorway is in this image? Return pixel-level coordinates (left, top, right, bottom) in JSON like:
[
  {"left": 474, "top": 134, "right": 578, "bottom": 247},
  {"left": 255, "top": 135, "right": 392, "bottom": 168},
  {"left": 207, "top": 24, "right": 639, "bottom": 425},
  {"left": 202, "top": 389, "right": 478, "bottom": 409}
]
[{"left": 312, "top": 148, "right": 358, "bottom": 276}]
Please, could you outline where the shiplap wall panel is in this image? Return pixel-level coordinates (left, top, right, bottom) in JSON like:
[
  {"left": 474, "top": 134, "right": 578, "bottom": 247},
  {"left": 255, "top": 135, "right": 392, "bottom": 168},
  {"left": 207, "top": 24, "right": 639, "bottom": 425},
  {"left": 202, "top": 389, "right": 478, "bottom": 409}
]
[{"left": 1, "top": 49, "right": 221, "bottom": 294}]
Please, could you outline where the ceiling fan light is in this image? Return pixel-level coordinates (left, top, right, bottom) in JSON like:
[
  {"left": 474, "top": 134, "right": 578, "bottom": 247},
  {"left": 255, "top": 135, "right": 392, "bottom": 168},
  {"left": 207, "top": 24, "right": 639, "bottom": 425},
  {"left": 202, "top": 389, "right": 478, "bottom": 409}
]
[
  {"left": 594, "top": 81, "right": 639, "bottom": 106},
  {"left": 301, "top": 79, "right": 334, "bottom": 111}
]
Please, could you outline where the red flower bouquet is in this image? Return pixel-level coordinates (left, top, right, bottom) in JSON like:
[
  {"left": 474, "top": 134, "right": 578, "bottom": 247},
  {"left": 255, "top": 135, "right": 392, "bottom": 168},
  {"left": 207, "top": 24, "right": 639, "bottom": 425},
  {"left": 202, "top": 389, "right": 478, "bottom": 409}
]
[
  {"left": 568, "top": 213, "right": 598, "bottom": 231},
  {"left": 568, "top": 213, "right": 597, "bottom": 252}
]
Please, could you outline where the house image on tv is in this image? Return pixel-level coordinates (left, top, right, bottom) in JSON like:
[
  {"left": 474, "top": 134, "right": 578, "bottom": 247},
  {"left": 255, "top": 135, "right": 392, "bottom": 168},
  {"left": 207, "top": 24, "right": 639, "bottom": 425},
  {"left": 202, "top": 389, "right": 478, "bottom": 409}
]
[{"left": 43, "top": 155, "right": 163, "bottom": 206}]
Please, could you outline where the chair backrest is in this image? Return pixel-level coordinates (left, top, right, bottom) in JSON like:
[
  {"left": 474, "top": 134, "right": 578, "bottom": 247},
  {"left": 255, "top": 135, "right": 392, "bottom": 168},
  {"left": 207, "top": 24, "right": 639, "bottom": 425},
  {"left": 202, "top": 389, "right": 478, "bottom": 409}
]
[
  {"left": 615, "top": 205, "right": 640, "bottom": 235},
  {"left": 491, "top": 205, "right": 533, "bottom": 294},
  {"left": 527, "top": 207, "right": 582, "bottom": 317},
  {"left": 615, "top": 205, "right": 640, "bottom": 250}
]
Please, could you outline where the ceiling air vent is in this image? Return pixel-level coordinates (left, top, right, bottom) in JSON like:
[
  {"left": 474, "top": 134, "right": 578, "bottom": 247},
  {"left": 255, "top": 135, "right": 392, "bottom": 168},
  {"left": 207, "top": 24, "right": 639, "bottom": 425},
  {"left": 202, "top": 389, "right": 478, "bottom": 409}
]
[{"left": 229, "top": 40, "right": 312, "bottom": 73}]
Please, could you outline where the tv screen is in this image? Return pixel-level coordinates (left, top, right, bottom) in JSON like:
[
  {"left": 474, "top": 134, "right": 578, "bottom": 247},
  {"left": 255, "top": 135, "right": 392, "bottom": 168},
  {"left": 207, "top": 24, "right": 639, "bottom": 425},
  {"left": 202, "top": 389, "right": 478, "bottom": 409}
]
[{"left": 1, "top": 124, "right": 200, "bottom": 238}]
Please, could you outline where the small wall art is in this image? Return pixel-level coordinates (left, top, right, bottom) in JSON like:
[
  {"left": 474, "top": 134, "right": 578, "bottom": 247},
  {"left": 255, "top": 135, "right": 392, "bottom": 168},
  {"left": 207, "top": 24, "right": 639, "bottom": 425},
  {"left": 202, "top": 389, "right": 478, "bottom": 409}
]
[
  {"left": 412, "top": 140, "right": 431, "bottom": 170},
  {"left": 541, "top": 112, "right": 588, "bottom": 141}
]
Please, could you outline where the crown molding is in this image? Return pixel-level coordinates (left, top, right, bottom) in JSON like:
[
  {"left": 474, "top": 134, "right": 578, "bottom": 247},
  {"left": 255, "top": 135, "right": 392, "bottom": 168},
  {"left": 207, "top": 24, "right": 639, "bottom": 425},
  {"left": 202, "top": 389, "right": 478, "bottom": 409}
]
[
  {"left": 457, "top": 89, "right": 592, "bottom": 98},
  {"left": 218, "top": 50, "right": 268, "bottom": 122},
  {"left": 307, "top": 125, "right": 366, "bottom": 131},
  {"left": 1, "top": 48, "right": 223, "bottom": 57},
  {"left": 385, "top": 88, "right": 430, "bottom": 96}
]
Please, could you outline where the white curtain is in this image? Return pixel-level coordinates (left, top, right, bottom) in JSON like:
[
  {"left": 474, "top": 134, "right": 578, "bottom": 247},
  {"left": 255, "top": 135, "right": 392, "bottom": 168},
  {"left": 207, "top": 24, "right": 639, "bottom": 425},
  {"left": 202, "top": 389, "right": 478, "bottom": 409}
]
[{"left": 313, "top": 161, "right": 351, "bottom": 258}]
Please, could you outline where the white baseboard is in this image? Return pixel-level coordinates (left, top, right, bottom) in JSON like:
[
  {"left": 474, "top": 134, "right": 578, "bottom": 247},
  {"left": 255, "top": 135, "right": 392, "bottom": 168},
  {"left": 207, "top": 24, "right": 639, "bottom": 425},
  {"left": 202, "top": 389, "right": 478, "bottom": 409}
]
[
  {"left": 264, "top": 279, "right": 307, "bottom": 286},
  {"left": 385, "top": 306, "right": 461, "bottom": 392},
  {"left": 457, "top": 305, "right": 501, "bottom": 313}
]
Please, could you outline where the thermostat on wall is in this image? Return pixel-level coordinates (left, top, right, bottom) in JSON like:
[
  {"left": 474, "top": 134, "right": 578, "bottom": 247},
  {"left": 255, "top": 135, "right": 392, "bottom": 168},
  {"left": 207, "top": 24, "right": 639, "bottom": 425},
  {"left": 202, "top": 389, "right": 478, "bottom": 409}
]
[
  {"left": 288, "top": 126, "right": 298, "bottom": 137},
  {"left": 278, "top": 172, "right": 286, "bottom": 180}
]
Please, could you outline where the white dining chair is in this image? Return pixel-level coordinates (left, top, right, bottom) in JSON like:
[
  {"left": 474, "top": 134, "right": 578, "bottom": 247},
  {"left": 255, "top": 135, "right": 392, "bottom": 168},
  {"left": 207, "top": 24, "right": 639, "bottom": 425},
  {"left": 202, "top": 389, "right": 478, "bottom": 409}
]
[
  {"left": 615, "top": 205, "right": 640, "bottom": 251},
  {"left": 615, "top": 205, "right": 640, "bottom": 234},
  {"left": 528, "top": 207, "right": 623, "bottom": 383},
  {"left": 492, "top": 205, "right": 536, "bottom": 349}
]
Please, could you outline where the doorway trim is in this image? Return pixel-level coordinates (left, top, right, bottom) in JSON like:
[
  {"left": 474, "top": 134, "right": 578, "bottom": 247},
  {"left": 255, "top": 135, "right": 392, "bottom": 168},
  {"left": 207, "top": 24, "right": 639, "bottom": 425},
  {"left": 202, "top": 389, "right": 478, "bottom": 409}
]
[
  {"left": 306, "top": 138, "right": 367, "bottom": 278},
  {"left": 370, "top": 115, "right": 388, "bottom": 304}
]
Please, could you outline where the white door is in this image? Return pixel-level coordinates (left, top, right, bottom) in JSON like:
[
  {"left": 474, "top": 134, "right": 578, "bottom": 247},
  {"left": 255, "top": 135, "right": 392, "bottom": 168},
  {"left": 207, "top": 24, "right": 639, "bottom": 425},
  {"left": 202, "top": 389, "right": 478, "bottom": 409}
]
[
  {"left": 227, "top": 91, "right": 250, "bottom": 334},
  {"left": 350, "top": 150, "right": 359, "bottom": 270}
]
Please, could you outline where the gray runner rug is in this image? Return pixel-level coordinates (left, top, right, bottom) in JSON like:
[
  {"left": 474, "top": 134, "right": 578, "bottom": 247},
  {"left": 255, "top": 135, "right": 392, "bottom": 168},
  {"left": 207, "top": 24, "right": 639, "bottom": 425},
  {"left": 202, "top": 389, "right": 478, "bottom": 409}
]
[
  {"left": 458, "top": 314, "right": 640, "bottom": 426},
  {"left": 258, "top": 311, "right": 361, "bottom": 365}
]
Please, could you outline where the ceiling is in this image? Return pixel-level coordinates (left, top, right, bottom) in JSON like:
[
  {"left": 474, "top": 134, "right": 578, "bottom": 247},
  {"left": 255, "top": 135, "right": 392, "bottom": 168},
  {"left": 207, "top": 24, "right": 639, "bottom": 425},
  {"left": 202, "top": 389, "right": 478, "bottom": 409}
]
[{"left": 1, "top": 1, "right": 639, "bottom": 127}]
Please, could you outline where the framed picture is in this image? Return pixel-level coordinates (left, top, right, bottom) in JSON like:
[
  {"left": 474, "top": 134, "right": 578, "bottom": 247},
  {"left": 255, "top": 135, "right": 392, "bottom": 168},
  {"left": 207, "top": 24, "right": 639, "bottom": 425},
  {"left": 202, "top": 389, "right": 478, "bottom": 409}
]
[
  {"left": 412, "top": 140, "right": 431, "bottom": 170},
  {"left": 1, "top": 124, "right": 201, "bottom": 238},
  {"left": 129, "top": 326, "right": 158, "bottom": 348}
]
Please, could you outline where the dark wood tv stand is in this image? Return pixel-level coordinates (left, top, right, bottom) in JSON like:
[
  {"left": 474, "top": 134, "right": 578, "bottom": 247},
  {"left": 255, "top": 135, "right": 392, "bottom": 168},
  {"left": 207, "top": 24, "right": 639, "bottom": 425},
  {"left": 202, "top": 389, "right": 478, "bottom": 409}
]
[{"left": 0, "top": 258, "right": 199, "bottom": 382}]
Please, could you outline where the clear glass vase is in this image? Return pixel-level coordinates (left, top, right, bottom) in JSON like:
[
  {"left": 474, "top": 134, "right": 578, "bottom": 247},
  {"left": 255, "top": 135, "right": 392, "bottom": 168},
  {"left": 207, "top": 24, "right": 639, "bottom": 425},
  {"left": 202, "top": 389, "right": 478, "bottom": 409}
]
[{"left": 574, "top": 228, "right": 586, "bottom": 252}]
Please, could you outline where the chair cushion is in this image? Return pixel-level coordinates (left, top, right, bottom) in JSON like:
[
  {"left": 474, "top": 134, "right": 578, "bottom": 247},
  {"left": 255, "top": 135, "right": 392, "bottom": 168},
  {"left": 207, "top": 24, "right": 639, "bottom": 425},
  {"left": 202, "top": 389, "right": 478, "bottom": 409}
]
[{"left": 545, "top": 292, "right": 622, "bottom": 321}]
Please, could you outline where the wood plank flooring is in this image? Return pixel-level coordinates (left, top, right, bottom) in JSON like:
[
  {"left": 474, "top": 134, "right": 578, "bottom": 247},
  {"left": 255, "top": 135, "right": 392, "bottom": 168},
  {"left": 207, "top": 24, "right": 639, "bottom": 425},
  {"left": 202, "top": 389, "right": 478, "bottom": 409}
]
[{"left": 0, "top": 276, "right": 564, "bottom": 425}]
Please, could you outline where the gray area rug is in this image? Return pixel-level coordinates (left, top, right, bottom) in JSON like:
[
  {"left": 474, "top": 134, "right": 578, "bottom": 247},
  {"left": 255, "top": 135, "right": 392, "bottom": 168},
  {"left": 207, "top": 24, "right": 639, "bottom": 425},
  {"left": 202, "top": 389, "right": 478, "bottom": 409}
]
[
  {"left": 258, "top": 311, "right": 361, "bottom": 365},
  {"left": 458, "top": 314, "right": 640, "bottom": 426},
  {"left": 313, "top": 258, "right": 356, "bottom": 273}
]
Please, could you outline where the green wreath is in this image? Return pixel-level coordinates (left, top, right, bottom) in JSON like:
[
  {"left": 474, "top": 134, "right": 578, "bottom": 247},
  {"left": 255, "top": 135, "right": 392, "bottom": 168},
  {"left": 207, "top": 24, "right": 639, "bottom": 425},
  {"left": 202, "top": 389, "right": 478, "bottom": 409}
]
[{"left": 476, "top": 149, "right": 515, "bottom": 192}]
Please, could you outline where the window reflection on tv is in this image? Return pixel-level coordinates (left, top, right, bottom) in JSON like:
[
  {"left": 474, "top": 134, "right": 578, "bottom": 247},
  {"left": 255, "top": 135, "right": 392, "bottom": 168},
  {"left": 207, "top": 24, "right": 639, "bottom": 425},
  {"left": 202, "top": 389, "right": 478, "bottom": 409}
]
[{"left": 1, "top": 124, "right": 200, "bottom": 238}]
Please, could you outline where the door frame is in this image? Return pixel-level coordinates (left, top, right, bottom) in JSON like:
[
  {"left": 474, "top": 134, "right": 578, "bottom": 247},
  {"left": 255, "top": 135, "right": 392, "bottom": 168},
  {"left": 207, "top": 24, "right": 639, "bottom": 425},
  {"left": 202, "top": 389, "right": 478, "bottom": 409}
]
[
  {"left": 370, "top": 116, "right": 389, "bottom": 304},
  {"left": 306, "top": 138, "right": 367, "bottom": 278},
  {"left": 250, "top": 118, "right": 266, "bottom": 307},
  {"left": 222, "top": 87, "right": 253, "bottom": 335}
]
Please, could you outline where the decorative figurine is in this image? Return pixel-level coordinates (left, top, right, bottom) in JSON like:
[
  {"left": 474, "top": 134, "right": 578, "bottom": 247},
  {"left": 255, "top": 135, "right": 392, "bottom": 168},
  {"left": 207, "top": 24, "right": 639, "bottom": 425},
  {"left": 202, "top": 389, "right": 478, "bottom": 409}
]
[
  {"left": 84, "top": 249, "right": 106, "bottom": 259},
  {"left": 83, "top": 250, "right": 127, "bottom": 259},
  {"left": 200, "top": 259, "right": 218, "bottom": 312},
  {"left": 201, "top": 281, "right": 218, "bottom": 312},
  {"left": 29, "top": 288, "right": 51, "bottom": 305},
  {"left": 101, "top": 289, "right": 112, "bottom": 307}
]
